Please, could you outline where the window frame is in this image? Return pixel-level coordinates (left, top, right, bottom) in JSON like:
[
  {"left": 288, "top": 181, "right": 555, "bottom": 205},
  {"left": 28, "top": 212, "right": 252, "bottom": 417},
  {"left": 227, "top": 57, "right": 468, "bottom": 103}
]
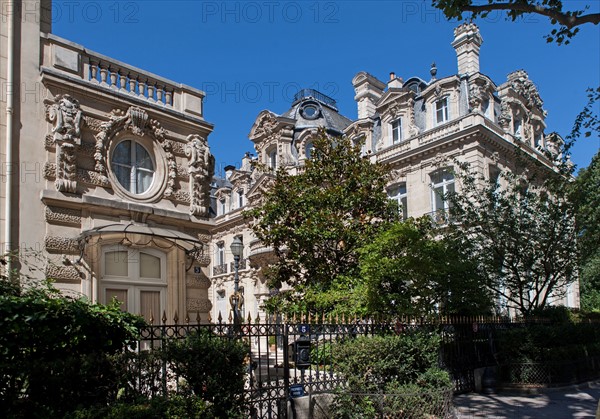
[
  {"left": 387, "top": 183, "right": 408, "bottom": 220},
  {"left": 434, "top": 97, "right": 449, "bottom": 125},
  {"left": 100, "top": 245, "right": 167, "bottom": 321},
  {"left": 430, "top": 169, "right": 455, "bottom": 213},
  {"left": 391, "top": 118, "right": 402, "bottom": 144}
]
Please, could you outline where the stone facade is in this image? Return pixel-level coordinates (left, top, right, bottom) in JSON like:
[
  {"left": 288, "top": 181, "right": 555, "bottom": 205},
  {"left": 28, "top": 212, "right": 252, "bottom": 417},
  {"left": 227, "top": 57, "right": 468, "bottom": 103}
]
[
  {"left": 1, "top": 3, "right": 578, "bottom": 325},
  {"left": 2, "top": 0, "right": 215, "bottom": 324},
  {"left": 206, "top": 23, "right": 579, "bottom": 320}
]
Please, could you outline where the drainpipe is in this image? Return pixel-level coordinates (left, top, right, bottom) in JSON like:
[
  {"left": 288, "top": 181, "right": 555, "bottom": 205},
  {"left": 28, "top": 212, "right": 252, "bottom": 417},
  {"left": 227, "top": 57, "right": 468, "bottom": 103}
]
[{"left": 4, "top": 0, "right": 15, "bottom": 277}]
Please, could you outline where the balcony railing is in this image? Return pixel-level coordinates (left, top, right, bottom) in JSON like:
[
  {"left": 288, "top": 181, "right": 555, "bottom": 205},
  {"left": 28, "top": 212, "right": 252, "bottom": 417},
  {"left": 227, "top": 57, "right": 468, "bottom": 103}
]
[
  {"left": 213, "top": 264, "right": 228, "bottom": 276},
  {"left": 230, "top": 258, "right": 248, "bottom": 272},
  {"left": 41, "top": 33, "right": 205, "bottom": 119}
]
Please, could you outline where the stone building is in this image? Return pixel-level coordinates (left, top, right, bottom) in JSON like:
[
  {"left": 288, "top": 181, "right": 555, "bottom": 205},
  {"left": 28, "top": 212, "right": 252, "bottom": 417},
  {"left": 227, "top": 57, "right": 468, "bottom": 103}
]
[
  {"left": 1, "top": 1, "right": 578, "bottom": 324},
  {"left": 208, "top": 23, "right": 578, "bottom": 320},
  {"left": 1, "top": 0, "right": 216, "bottom": 323}
]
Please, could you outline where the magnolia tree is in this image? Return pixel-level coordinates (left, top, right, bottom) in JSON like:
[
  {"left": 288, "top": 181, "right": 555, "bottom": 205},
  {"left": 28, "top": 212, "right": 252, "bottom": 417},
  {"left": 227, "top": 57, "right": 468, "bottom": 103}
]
[
  {"left": 446, "top": 163, "right": 578, "bottom": 316},
  {"left": 246, "top": 130, "right": 397, "bottom": 315}
]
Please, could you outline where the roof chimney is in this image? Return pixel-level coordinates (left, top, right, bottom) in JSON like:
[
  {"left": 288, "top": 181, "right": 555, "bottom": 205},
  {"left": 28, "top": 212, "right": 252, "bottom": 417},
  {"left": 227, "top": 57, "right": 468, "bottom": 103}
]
[
  {"left": 451, "top": 23, "right": 483, "bottom": 76},
  {"left": 352, "top": 72, "right": 386, "bottom": 119}
]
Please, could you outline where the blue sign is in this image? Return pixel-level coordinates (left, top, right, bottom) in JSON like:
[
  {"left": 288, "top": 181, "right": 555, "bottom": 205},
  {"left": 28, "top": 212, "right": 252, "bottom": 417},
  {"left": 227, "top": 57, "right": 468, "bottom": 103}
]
[
  {"left": 289, "top": 384, "right": 305, "bottom": 398},
  {"left": 299, "top": 324, "right": 310, "bottom": 335}
]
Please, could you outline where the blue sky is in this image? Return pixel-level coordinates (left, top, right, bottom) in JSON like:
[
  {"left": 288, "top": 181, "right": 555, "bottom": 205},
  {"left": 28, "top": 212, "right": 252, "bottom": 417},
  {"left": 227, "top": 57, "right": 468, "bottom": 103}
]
[{"left": 52, "top": 0, "right": 600, "bottom": 175}]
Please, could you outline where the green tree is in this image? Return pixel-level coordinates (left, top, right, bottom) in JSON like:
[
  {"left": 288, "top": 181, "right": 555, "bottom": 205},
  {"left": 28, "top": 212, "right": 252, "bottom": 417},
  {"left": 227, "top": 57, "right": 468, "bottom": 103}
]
[
  {"left": 446, "top": 164, "right": 578, "bottom": 317},
  {"left": 573, "top": 152, "right": 600, "bottom": 310},
  {"left": 246, "top": 130, "right": 397, "bottom": 315},
  {"left": 431, "top": 0, "right": 599, "bottom": 44},
  {"left": 358, "top": 219, "right": 493, "bottom": 317}
]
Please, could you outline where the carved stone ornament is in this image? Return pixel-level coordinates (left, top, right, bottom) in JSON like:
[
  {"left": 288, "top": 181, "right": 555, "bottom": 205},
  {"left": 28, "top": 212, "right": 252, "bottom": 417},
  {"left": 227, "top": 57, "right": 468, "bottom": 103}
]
[
  {"left": 45, "top": 236, "right": 81, "bottom": 254},
  {"left": 46, "top": 264, "right": 83, "bottom": 283},
  {"left": 251, "top": 112, "right": 278, "bottom": 140},
  {"left": 186, "top": 273, "right": 212, "bottom": 289},
  {"left": 94, "top": 106, "right": 177, "bottom": 196},
  {"left": 507, "top": 70, "right": 545, "bottom": 114},
  {"left": 46, "top": 94, "right": 82, "bottom": 193},
  {"left": 407, "top": 97, "right": 421, "bottom": 137},
  {"left": 186, "top": 298, "right": 212, "bottom": 312},
  {"left": 45, "top": 206, "right": 82, "bottom": 226},
  {"left": 498, "top": 99, "right": 512, "bottom": 130},
  {"left": 185, "top": 134, "right": 215, "bottom": 217},
  {"left": 469, "top": 80, "right": 489, "bottom": 113}
]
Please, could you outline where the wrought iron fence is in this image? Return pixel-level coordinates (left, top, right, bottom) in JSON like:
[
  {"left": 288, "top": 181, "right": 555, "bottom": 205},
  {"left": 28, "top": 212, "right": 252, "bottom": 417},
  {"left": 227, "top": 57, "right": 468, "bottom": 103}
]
[{"left": 130, "top": 315, "right": 584, "bottom": 418}]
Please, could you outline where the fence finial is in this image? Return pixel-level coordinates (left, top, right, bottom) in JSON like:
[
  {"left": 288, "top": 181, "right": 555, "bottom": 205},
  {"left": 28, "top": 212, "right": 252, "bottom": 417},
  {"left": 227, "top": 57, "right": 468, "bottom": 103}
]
[
  {"left": 218, "top": 311, "right": 222, "bottom": 324},
  {"left": 208, "top": 312, "right": 212, "bottom": 324},
  {"left": 162, "top": 310, "right": 167, "bottom": 325},
  {"left": 247, "top": 312, "right": 252, "bottom": 324},
  {"left": 173, "top": 311, "right": 179, "bottom": 324},
  {"left": 196, "top": 311, "right": 201, "bottom": 324},
  {"left": 255, "top": 312, "right": 261, "bottom": 324},
  {"left": 228, "top": 311, "right": 233, "bottom": 323},
  {"left": 185, "top": 313, "right": 190, "bottom": 324},
  {"left": 149, "top": 311, "right": 154, "bottom": 325}
]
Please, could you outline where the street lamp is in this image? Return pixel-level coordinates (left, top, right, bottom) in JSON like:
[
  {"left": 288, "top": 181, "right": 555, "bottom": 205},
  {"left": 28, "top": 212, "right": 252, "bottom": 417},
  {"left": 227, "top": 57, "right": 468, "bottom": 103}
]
[{"left": 230, "top": 236, "right": 244, "bottom": 327}]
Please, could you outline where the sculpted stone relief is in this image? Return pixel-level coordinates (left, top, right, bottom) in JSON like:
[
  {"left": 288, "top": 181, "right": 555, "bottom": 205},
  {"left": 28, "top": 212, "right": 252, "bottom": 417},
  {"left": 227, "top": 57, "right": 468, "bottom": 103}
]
[
  {"left": 46, "top": 94, "right": 82, "bottom": 193},
  {"left": 507, "top": 70, "right": 544, "bottom": 114},
  {"left": 469, "top": 79, "right": 490, "bottom": 113},
  {"left": 185, "top": 134, "right": 215, "bottom": 217}
]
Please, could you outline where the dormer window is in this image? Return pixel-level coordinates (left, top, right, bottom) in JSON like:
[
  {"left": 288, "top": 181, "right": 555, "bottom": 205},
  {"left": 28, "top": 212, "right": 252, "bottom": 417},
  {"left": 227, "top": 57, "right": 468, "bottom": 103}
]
[
  {"left": 237, "top": 190, "right": 244, "bottom": 208},
  {"left": 305, "top": 142, "right": 314, "bottom": 159},
  {"left": 534, "top": 132, "right": 543, "bottom": 149},
  {"left": 514, "top": 118, "right": 522, "bottom": 138},
  {"left": 435, "top": 97, "right": 449, "bottom": 125},
  {"left": 218, "top": 198, "right": 226, "bottom": 216},
  {"left": 268, "top": 149, "right": 277, "bottom": 170},
  {"left": 391, "top": 118, "right": 402, "bottom": 144}
]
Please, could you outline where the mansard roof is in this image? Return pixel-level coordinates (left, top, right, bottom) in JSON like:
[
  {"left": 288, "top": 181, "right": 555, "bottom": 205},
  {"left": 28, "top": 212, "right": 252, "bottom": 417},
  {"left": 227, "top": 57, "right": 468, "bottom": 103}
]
[{"left": 280, "top": 89, "right": 353, "bottom": 134}]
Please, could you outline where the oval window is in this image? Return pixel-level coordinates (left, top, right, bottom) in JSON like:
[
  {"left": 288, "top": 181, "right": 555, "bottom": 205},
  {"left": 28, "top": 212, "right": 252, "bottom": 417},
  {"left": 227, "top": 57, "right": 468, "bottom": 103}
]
[{"left": 111, "top": 140, "right": 155, "bottom": 194}]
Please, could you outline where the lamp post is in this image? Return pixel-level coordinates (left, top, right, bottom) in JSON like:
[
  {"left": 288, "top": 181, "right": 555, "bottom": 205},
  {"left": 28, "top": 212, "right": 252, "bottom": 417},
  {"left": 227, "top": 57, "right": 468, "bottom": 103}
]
[{"left": 230, "top": 236, "right": 244, "bottom": 329}]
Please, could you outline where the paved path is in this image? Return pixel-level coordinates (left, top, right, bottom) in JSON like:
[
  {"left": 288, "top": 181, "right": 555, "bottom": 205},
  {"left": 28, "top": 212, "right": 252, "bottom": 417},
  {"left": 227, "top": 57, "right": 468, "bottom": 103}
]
[{"left": 453, "top": 381, "right": 600, "bottom": 418}]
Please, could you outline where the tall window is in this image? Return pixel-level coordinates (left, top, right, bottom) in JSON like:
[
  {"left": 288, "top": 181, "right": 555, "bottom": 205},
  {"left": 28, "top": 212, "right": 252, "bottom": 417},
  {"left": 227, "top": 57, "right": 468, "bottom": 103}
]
[
  {"left": 387, "top": 183, "right": 408, "bottom": 220},
  {"left": 237, "top": 190, "right": 244, "bottom": 209},
  {"left": 435, "top": 97, "right": 449, "bottom": 125},
  {"left": 268, "top": 149, "right": 277, "bottom": 170},
  {"left": 218, "top": 198, "right": 226, "bottom": 216},
  {"left": 216, "top": 242, "right": 225, "bottom": 266},
  {"left": 305, "top": 142, "right": 314, "bottom": 159},
  {"left": 430, "top": 169, "right": 455, "bottom": 213},
  {"left": 111, "top": 140, "right": 155, "bottom": 194},
  {"left": 391, "top": 118, "right": 402, "bottom": 144},
  {"left": 514, "top": 118, "right": 522, "bottom": 138},
  {"left": 101, "top": 245, "right": 166, "bottom": 323}
]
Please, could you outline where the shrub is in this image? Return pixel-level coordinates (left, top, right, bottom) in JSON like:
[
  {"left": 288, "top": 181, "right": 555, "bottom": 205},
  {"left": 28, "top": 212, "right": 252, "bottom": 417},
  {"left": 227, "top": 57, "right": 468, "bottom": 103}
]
[
  {"left": 0, "top": 279, "right": 145, "bottom": 418},
  {"left": 67, "top": 394, "right": 210, "bottom": 419},
  {"left": 164, "top": 329, "right": 249, "bottom": 418},
  {"left": 330, "top": 330, "right": 452, "bottom": 418}
]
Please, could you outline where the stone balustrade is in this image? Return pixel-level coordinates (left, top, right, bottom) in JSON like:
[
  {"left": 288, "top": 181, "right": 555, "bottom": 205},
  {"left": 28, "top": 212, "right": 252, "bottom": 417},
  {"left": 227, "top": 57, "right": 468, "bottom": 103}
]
[{"left": 41, "top": 33, "right": 205, "bottom": 119}]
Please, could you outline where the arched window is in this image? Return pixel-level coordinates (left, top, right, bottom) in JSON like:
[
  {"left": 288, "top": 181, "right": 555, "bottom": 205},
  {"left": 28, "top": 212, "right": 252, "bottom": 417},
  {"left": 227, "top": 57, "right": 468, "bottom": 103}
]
[
  {"left": 268, "top": 148, "right": 277, "bottom": 169},
  {"left": 305, "top": 142, "right": 314, "bottom": 159},
  {"left": 111, "top": 139, "right": 155, "bottom": 194}
]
